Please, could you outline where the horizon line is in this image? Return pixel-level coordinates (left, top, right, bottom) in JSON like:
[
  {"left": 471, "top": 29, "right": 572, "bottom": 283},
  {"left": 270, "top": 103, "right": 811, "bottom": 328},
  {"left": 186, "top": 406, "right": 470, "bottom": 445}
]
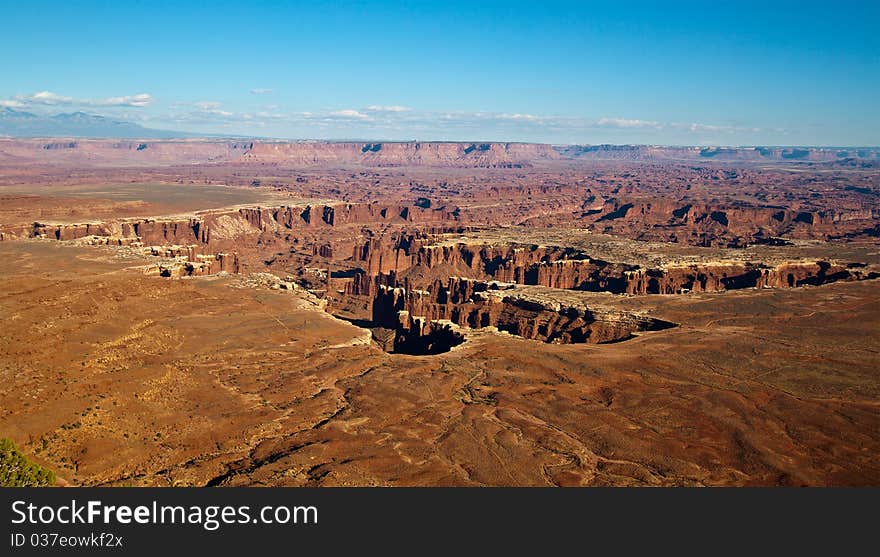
[{"left": 1, "top": 135, "right": 878, "bottom": 149}]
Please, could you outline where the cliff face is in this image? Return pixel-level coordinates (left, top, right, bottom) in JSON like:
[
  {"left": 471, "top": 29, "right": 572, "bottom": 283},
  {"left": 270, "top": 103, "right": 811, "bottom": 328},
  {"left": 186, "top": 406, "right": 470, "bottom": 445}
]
[
  {"left": 580, "top": 199, "right": 880, "bottom": 246},
  {"left": 351, "top": 240, "right": 617, "bottom": 281},
  {"left": 347, "top": 239, "right": 873, "bottom": 298},
  {"left": 14, "top": 211, "right": 871, "bottom": 298},
  {"left": 2, "top": 201, "right": 460, "bottom": 247},
  {"left": 0, "top": 139, "right": 253, "bottom": 166},
  {"left": 622, "top": 261, "right": 868, "bottom": 294},
  {"left": 241, "top": 141, "right": 559, "bottom": 167},
  {"left": 0, "top": 139, "right": 563, "bottom": 168},
  {"left": 346, "top": 252, "right": 876, "bottom": 351},
  {"left": 371, "top": 278, "right": 676, "bottom": 347},
  {"left": 157, "top": 252, "right": 239, "bottom": 278},
  {"left": 3, "top": 139, "right": 876, "bottom": 168}
]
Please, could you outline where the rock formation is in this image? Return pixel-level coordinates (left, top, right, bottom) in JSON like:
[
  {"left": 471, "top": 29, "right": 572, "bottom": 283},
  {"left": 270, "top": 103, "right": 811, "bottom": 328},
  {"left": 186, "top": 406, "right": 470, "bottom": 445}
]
[
  {"left": 370, "top": 277, "right": 676, "bottom": 347},
  {"left": 345, "top": 239, "right": 876, "bottom": 298},
  {"left": 579, "top": 198, "right": 880, "bottom": 247}
]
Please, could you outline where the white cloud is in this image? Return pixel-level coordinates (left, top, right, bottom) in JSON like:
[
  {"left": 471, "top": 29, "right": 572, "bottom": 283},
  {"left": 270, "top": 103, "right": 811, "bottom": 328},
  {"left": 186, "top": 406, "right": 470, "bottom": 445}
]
[
  {"left": 593, "top": 117, "right": 784, "bottom": 136},
  {"left": 255, "top": 111, "right": 287, "bottom": 120},
  {"left": 666, "top": 121, "right": 785, "bottom": 135},
  {"left": 329, "top": 109, "right": 370, "bottom": 119},
  {"left": 140, "top": 101, "right": 785, "bottom": 143},
  {"left": 4, "top": 91, "right": 154, "bottom": 108},
  {"left": 596, "top": 117, "right": 663, "bottom": 129},
  {"left": 365, "top": 105, "right": 411, "bottom": 113},
  {"left": 189, "top": 101, "right": 233, "bottom": 117},
  {"left": 189, "top": 108, "right": 768, "bottom": 137},
  {"left": 101, "top": 93, "right": 154, "bottom": 107},
  {"left": 677, "top": 122, "right": 725, "bottom": 133},
  {"left": 0, "top": 87, "right": 789, "bottom": 142},
  {"left": 502, "top": 113, "right": 540, "bottom": 121},
  {"left": 27, "top": 91, "right": 74, "bottom": 104}
]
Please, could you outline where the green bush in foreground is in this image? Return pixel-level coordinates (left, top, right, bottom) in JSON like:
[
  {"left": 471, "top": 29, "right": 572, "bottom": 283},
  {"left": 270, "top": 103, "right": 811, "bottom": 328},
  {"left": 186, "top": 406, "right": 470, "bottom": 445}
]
[{"left": 0, "top": 438, "right": 56, "bottom": 487}]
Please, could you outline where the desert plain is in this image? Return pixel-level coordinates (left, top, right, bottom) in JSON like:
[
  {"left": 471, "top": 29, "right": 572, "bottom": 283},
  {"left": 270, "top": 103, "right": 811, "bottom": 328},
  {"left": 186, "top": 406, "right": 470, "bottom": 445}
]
[{"left": 0, "top": 139, "right": 878, "bottom": 486}]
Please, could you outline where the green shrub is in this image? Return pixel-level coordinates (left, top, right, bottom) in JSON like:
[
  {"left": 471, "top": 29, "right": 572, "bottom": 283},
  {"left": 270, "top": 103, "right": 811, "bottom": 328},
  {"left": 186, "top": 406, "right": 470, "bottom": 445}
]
[{"left": 0, "top": 438, "right": 56, "bottom": 487}]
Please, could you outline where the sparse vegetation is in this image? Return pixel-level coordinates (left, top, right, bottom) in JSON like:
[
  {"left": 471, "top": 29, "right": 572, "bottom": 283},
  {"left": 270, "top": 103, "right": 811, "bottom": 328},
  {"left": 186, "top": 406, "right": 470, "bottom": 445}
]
[{"left": 0, "top": 438, "right": 56, "bottom": 487}]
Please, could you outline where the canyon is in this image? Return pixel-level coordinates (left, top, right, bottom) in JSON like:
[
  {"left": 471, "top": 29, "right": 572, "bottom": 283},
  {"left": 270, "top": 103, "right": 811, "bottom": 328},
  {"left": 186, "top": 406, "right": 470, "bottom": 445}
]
[
  {"left": 0, "top": 140, "right": 878, "bottom": 486},
  {"left": 4, "top": 197, "right": 874, "bottom": 350}
]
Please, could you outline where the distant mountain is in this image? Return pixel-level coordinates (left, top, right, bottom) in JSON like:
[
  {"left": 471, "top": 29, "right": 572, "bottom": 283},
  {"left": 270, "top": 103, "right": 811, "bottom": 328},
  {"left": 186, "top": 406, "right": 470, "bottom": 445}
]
[{"left": 0, "top": 108, "right": 187, "bottom": 138}]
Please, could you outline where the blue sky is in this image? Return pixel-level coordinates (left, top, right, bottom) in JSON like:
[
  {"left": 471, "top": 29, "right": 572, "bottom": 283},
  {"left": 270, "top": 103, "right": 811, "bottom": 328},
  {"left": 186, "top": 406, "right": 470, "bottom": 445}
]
[{"left": 1, "top": 0, "right": 877, "bottom": 145}]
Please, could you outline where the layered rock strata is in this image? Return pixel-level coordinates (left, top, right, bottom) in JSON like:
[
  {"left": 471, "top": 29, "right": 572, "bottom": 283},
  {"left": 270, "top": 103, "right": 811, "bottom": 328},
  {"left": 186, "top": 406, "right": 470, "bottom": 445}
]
[
  {"left": 372, "top": 278, "right": 676, "bottom": 346},
  {"left": 347, "top": 240, "right": 876, "bottom": 297}
]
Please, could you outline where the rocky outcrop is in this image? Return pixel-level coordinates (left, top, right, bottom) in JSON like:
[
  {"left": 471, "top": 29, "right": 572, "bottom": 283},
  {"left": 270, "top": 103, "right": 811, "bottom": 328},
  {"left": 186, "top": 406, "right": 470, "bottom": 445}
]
[
  {"left": 347, "top": 240, "right": 876, "bottom": 297},
  {"left": 580, "top": 199, "right": 880, "bottom": 247},
  {"left": 42, "top": 141, "right": 78, "bottom": 150},
  {"left": 351, "top": 240, "right": 610, "bottom": 282},
  {"left": 0, "top": 217, "right": 243, "bottom": 279},
  {"left": 622, "top": 261, "right": 873, "bottom": 294},
  {"left": 371, "top": 278, "right": 676, "bottom": 346},
  {"left": 387, "top": 313, "right": 465, "bottom": 355},
  {"left": 42, "top": 222, "right": 120, "bottom": 241},
  {"left": 2, "top": 201, "right": 460, "bottom": 249},
  {"left": 156, "top": 253, "right": 240, "bottom": 278}
]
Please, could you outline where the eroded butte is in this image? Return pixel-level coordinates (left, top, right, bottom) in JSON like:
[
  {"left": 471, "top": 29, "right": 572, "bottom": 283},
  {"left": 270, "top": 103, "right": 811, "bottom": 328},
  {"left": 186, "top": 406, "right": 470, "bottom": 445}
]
[{"left": 0, "top": 140, "right": 878, "bottom": 486}]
